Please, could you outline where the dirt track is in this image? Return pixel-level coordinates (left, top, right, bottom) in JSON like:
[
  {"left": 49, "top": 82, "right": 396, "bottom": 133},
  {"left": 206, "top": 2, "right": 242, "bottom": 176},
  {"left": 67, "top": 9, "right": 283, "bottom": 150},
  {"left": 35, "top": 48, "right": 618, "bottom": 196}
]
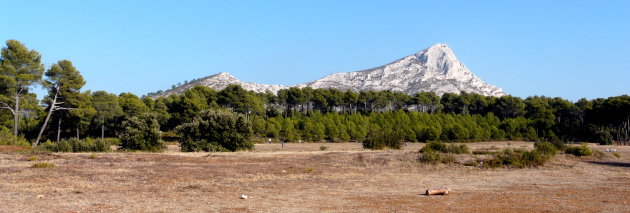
[{"left": 0, "top": 142, "right": 629, "bottom": 212}]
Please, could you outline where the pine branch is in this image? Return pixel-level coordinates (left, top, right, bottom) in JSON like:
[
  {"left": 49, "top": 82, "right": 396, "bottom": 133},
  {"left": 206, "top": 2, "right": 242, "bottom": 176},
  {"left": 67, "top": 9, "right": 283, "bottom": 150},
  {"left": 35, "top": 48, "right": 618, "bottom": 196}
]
[{"left": 0, "top": 102, "right": 17, "bottom": 115}]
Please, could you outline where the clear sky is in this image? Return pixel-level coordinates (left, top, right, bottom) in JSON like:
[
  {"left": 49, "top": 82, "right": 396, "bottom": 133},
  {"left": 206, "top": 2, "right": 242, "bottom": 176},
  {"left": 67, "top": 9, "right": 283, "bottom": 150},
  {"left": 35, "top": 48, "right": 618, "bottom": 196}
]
[{"left": 2, "top": 0, "right": 629, "bottom": 101}]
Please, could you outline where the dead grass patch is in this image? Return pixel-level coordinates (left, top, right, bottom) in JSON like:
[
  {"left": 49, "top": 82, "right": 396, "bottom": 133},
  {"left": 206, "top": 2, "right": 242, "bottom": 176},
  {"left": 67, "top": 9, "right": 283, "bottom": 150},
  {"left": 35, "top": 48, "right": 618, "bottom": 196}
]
[{"left": 0, "top": 142, "right": 627, "bottom": 212}]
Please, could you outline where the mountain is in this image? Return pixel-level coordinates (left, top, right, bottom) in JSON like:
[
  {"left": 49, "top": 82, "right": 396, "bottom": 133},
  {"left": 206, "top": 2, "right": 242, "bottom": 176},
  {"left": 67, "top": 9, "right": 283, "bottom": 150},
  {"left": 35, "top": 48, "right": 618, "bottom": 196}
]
[
  {"left": 151, "top": 72, "right": 288, "bottom": 97},
  {"left": 295, "top": 44, "right": 505, "bottom": 97},
  {"left": 150, "top": 43, "right": 505, "bottom": 98}
]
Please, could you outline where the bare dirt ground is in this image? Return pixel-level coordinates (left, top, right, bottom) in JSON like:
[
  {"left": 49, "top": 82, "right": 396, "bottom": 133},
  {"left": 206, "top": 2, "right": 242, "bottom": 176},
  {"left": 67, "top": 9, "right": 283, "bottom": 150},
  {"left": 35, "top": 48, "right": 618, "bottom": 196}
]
[{"left": 1, "top": 141, "right": 629, "bottom": 212}]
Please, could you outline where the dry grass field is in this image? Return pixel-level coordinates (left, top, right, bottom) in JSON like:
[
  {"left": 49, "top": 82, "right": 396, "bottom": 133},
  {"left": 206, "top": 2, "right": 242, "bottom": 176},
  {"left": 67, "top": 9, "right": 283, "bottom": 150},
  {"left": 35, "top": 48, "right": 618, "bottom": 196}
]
[{"left": 1, "top": 142, "right": 629, "bottom": 212}]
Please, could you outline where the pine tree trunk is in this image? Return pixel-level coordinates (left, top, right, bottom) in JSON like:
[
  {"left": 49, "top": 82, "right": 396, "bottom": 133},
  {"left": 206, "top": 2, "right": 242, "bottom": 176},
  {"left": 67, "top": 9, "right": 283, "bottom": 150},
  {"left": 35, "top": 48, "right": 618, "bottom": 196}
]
[
  {"left": 76, "top": 126, "right": 80, "bottom": 139},
  {"left": 101, "top": 124, "right": 105, "bottom": 139},
  {"left": 56, "top": 117, "right": 62, "bottom": 143},
  {"left": 13, "top": 95, "right": 19, "bottom": 136},
  {"left": 33, "top": 91, "right": 58, "bottom": 147}
]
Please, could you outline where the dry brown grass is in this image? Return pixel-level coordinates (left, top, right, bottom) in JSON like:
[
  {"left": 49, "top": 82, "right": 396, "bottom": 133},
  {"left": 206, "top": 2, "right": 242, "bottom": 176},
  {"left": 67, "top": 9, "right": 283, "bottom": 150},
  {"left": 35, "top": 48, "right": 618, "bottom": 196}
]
[{"left": 0, "top": 141, "right": 629, "bottom": 212}]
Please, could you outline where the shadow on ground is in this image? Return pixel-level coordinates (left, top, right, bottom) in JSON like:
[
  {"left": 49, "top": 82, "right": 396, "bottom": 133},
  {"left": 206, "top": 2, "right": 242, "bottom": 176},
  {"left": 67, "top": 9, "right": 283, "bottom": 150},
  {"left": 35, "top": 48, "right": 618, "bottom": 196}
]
[{"left": 587, "top": 161, "right": 630, "bottom": 168}]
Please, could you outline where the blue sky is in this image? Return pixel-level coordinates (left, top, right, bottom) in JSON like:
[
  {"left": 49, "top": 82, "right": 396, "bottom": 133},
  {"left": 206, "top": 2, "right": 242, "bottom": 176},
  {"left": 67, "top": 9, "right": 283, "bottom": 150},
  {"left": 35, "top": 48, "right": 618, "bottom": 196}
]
[{"left": 2, "top": 0, "right": 629, "bottom": 101}]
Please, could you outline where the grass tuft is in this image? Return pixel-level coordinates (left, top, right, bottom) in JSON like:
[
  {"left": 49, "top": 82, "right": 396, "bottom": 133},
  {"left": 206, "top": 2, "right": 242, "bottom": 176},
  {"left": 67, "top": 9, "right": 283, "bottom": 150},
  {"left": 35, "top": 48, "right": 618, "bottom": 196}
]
[{"left": 31, "top": 162, "right": 56, "bottom": 168}]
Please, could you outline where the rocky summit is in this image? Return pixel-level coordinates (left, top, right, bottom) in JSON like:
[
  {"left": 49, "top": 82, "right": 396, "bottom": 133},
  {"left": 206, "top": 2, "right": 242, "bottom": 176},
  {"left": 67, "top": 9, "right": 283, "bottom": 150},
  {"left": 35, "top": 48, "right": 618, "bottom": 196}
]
[{"left": 150, "top": 44, "right": 505, "bottom": 98}]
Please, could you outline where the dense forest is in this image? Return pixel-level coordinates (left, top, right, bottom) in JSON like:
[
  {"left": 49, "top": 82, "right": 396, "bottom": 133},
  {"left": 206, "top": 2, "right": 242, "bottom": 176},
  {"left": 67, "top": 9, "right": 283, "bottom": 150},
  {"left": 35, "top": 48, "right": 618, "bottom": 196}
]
[{"left": 1, "top": 40, "right": 629, "bottom": 150}]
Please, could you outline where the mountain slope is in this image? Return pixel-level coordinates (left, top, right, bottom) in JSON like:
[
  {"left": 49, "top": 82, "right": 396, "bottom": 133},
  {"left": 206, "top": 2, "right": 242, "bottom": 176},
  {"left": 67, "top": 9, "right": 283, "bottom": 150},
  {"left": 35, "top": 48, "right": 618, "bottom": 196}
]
[
  {"left": 152, "top": 72, "right": 288, "bottom": 97},
  {"left": 150, "top": 43, "right": 505, "bottom": 98},
  {"left": 295, "top": 43, "right": 504, "bottom": 96}
]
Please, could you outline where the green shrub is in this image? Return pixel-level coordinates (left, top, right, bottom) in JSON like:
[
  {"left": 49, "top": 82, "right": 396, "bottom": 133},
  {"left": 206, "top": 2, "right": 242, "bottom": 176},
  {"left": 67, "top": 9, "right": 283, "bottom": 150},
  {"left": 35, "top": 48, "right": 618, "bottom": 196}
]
[
  {"left": 176, "top": 110, "right": 253, "bottom": 152},
  {"left": 97, "top": 138, "right": 120, "bottom": 146},
  {"left": 93, "top": 138, "right": 112, "bottom": 152},
  {"left": 418, "top": 150, "right": 441, "bottom": 164},
  {"left": 520, "top": 150, "right": 546, "bottom": 166},
  {"left": 594, "top": 131, "right": 613, "bottom": 145},
  {"left": 416, "top": 126, "right": 441, "bottom": 142},
  {"left": 119, "top": 114, "right": 165, "bottom": 152},
  {"left": 39, "top": 138, "right": 111, "bottom": 153},
  {"left": 485, "top": 147, "right": 553, "bottom": 168},
  {"left": 550, "top": 141, "right": 567, "bottom": 151},
  {"left": 565, "top": 144, "right": 592, "bottom": 157},
  {"left": 446, "top": 144, "right": 469, "bottom": 154},
  {"left": 28, "top": 156, "right": 38, "bottom": 161},
  {"left": 31, "top": 162, "right": 55, "bottom": 168},
  {"left": 319, "top": 146, "right": 328, "bottom": 151},
  {"left": 485, "top": 149, "right": 524, "bottom": 168},
  {"left": 613, "top": 152, "right": 621, "bottom": 159},
  {"left": 362, "top": 129, "right": 403, "bottom": 150},
  {"left": 39, "top": 140, "right": 72, "bottom": 152},
  {"left": 68, "top": 138, "right": 92, "bottom": 152},
  {"left": 89, "top": 153, "right": 97, "bottom": 159},
  {"left": 534, "top": 142, "right": 557, "bottom": 156},
  {"left": 420, "top": 141, "right": 468, "bottom": 154},
  {"left": 420, "top": 141, "right": 446, "bottom": 153},
  {"left": 57, "top": 140, "right": 73, "bottom": 152},
  {"left": 418, "top": 151, "right": 457, "bottom": 164},
  {"left": 0, "top": 128, "right": 30, "bottom": 146}
]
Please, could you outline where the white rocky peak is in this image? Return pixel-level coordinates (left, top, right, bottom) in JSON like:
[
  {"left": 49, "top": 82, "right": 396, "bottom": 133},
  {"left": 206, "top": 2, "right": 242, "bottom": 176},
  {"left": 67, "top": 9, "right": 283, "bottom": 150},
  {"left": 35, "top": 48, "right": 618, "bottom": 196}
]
[
  {"left": 214, "top": 72, "right": 236, "bottom": 79},
  {"left": 416, "top": 43, "right": 462, "bottom": 75},
  {"left": 150, "top": 43, "right": 506, "bottom": 98}
]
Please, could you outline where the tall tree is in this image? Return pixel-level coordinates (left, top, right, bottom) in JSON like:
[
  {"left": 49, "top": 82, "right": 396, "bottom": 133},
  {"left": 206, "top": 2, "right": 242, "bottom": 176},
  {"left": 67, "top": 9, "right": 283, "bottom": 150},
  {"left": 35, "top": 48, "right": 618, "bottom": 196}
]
[
  {"left": 0, "top": 40, "right": 45, "bottom": 137},
  {"left": 34, "top": 60, "right": 85, "bottom": 146},
  {"left": 118, "top": 93, "right": 147, "bottom": 118},
  {"left": 92, "top": 91, "right": 123, "bottom": 138}
]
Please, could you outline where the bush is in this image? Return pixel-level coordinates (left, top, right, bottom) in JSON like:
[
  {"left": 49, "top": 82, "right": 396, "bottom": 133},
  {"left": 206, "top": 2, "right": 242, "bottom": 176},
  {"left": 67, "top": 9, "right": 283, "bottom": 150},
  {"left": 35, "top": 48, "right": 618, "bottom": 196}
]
[
  {"left": 420, "top": 141, "right": 446, "bottom": 153},
  {"left": 56, "top": 140, "right": 72, "bottom": 152},
  {"left": 97, "top": 138, "right": 120, "bottom": 146},
  {"left": 565, "top": 144, "right": 592, "bottom": 157},
  {"left": 485, "top": 144, "right": 557, "bottom": 168},
  {"left": 485, "top": 149, "right": 528, "bottom": 168},
  {"left": 613, "top": 152, "right": 621, "bottom": 159},
  {"left": 0, "top": 128, "right": 30, "bottom": 146},
  {"left": 31, "top": 162, "right": 55, "bottom": 168},
  {"left": 418, "top": 150, "right": 441, "bottom": 164},
  {"left": 39, "top": 138, "right": 111, "bottom": 152},
  {"left": 446, "top": 144, "right": 469, "bottom": 154},
  {"left": 550, "top": 141, "right": 566, "bottom": 151},
  {"left": 534, "top": 142, "right": 557, "bottom": 156},
  {"left": 416, "top": 126, "right": 441, "bottom": 142},
  {"left": 319, "top": 146, "right": 328, "bottom": 151},
  {"left": 419, "top": 141, "right": 469, "bottom": 154},
  {"left": 93, "top": 138, "right": 113, "bottom": 152},
  {"left": 119, "top": 114, "right": 164, "bottom": 152},
  {"left": 594, "top": 131, "right": 613, "bottom": 145},
  {"left": 418, "top": 150, "right": 457, "bottom": 164},
  {"left": 362, "top": 129, "right": 403, "bottom": 150},
  {"left": 176, "top": 110, "right": 253, "bottom": 152},
  {"left": 69, "top": 138, "right": 92, "bottom": 152}
]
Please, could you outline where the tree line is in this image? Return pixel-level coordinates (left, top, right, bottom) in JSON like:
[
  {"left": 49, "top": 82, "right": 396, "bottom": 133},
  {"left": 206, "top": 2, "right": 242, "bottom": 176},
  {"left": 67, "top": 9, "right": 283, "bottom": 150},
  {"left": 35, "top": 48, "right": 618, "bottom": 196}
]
[{"left": 1, "top": 39, "right": 629, "bottom": 149}]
